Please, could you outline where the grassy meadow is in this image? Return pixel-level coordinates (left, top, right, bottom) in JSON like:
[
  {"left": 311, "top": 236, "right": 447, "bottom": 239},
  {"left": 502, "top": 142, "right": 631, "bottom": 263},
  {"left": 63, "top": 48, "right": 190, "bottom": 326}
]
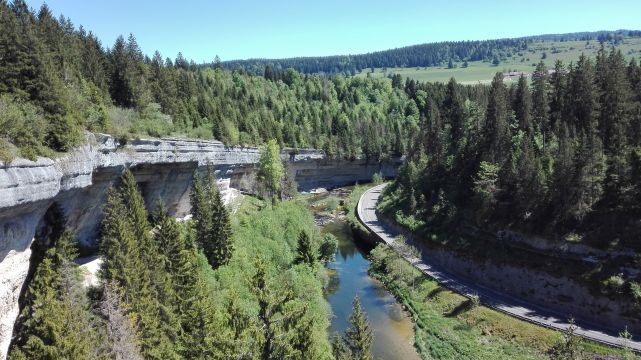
[{"left": 355, "top": 37, "right": 641, "bottom": 84}]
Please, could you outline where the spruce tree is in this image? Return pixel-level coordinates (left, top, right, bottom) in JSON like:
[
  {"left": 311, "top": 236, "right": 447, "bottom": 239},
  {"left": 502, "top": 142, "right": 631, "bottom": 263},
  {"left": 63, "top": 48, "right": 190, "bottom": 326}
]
[
  {"left": 484, "top": 72, "right": 510, "bottom": 164},
  {"left": 207, "top": 177, "right": 233, "bottom": 269},
  {"left": 344, "top": 295, "right": 373, "bottom": 360},
  {"left": 10, "top": 229, "right": 100, "bottom": 360},
  {"left": 514, "top": 75, "right": 533, "bottom": 135},
  {"left": 100, "top": 174, "right": 180, "bottom": 360},
  {"left": 444, "top": 77, "right": 465, "bottom": 152},
  {"left": 532, "top": 61, "right": 550, "bottom": 148},
  {"left": 294, "top": 231, "right": 316, "bottom": 267},
  {"left": 190, "top": 166, "right": 234, "bottom": 269}
]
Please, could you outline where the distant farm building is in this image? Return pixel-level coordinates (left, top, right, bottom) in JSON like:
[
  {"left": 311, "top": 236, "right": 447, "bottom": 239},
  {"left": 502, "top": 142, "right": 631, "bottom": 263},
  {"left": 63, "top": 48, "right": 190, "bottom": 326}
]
[{"left": 502, "top": 71, "right": 529, "bottom": 79}]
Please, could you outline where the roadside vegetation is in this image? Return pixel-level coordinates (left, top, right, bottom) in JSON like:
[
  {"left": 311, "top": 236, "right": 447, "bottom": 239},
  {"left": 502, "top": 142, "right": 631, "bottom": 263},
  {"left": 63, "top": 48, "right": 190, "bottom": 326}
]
[{"left": 368, "top": 243, "right": 638, "bottom": 359}]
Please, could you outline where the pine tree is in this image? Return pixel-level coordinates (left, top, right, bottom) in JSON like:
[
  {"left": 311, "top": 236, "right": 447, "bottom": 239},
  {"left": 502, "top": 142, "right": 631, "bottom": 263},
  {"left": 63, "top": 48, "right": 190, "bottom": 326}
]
[
  {"left": 532, "top": 61, "right": 550, "bottom": 148},
  {"left": 294, "top": 231, "right": 316, "bottom": 267},
  {"left": 444, "top": 77, "right": 465, "bottom": 151},
  {"left": 10, "top": 229, "right": 100, "bottom": 360},
  {"left": 100, "top": 173, "right": 179, "bottom": 360},
  {"left": 331, "top": 333, "right": 352, "bottom": 360},
  {"left": 190, "top": 167, "right": 234, "bottom": 269},
  {"left": 483, "top": 72, "right": 510, "bottom": 164},
  {"left": 547, "top": 62, "right": 563, "bottom": 124},
  {"left": 514, "top": 75, "right": 533, "bottom": 135},
  {"left": 344, "top": 295, "right": 373, "bottom": 360},
  {"left": 564, "top": 55, "right": 597, "bottom": 135},
  {"left": 207, "top": 177, "right": 233, "bottom": 269},
  {"left": 190, "top": 169, "right": 212, "bottom": 250}
]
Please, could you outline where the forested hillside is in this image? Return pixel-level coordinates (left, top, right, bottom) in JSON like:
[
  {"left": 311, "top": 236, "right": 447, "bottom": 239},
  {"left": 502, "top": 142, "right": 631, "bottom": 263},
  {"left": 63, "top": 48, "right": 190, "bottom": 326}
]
[
  {"left": 9, "top": 168, "right": 336, "bottom": 359},
  {"left": 0, "top": 0, "right": 414, "bottom": 162},
  {"left": 221, "top": 30, "right": 640, "bottom": 75},
  {"left": 380, "top": 49, "right": 641, "bottom": 302}
]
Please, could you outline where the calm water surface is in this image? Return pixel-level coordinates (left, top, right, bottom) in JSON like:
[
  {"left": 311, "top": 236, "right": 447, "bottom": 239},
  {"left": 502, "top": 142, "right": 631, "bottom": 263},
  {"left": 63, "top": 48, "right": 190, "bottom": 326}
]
[{"left": 322, "top": 220, "right": 421, "bottom": 360}]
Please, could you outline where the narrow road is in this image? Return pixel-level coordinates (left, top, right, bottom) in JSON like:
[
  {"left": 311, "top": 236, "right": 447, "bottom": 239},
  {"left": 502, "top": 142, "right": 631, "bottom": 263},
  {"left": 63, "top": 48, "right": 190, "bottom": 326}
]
[{"left": 357, "top": 183, "right": 641, "bottom": 353}]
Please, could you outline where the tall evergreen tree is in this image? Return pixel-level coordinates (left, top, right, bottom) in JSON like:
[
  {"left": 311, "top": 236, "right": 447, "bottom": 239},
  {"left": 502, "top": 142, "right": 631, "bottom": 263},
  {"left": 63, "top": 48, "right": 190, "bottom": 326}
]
[
  {"left": 532, "top": 61, "right": 550, "bottom": 148},
  {"left": 10, "top": 230, "right": 100, "bottom": 360},
  {"left": 190, "top": 167, "right": 234, "bottom": 269},
  {"left": 294, "top": 231, "right": 316, "bottom": 267},
  {"left": 344, "top": 296, "right": 373, "bottom": 360},
  {"left": 514, "top": 75, "right": 533, "bottom": 134},
  {"left": 444, "top": 77, "right": 465, "bottom": 151},
  {"left": 483, "top": 72, "right": 510, "bottom": 164},
  {"left": 100, "top": 173, "right": 179, "bottom": 360}
]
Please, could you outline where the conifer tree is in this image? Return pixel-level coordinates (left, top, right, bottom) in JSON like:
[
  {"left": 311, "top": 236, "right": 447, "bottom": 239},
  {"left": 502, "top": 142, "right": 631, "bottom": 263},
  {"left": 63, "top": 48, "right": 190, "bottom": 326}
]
[
  {"left": 190, "top": 167, "right": 234, "bottom": 269},
  {"left": 344, "top": 295, "right": 373, "bottom": 360},
  {"left": 100, "top": 173, "right": 179, "bottom": 360},
  {"left": 484, "top": 72, "right": 510, "bottom": 164},
  {"left": 294, "top": 231, "right": 316, "bottom": 267},
  {"left": 10, "top": 229, "right": 100, "bottom": 360},
  {"left": 207, "top": 177, "right": 233, "bottom": 269},
  {"left": 444, "top": 77, "right": 465, "bottom": 151},
  {"left": 331, "top": 333, "right": 352, "bottom": 360},
  {"left": 514, "top": 75, "right": 533, "bottom": 134},
  {"left": 532, "top": 61, "right": 550, "bottom": 148}
]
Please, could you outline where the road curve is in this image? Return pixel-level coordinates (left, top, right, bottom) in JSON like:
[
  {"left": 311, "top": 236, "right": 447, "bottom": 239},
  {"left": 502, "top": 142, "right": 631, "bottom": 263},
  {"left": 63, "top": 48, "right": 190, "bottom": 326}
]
[{"left": 357, "top": 183, "right": 641, "bottom": 353}]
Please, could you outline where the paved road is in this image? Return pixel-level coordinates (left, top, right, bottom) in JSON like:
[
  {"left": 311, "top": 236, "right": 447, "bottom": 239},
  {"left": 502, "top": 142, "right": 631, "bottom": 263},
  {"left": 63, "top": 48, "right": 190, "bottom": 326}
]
[{"left": 357, "top": 183, "right": 641, "bottom": 353}]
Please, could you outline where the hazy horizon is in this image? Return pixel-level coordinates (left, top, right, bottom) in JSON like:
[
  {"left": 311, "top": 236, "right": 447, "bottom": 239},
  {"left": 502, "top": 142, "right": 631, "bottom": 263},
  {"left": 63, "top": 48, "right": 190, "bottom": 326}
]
[{"left": 24, "top": 0, "right": 641, "bottom": 63}]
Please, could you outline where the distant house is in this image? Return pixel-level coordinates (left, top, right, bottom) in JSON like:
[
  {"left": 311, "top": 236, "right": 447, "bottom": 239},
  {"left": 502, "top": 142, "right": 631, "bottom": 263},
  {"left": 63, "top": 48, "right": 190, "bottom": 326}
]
[
  {"left": 502, "top": 71, "right": 529, "bottom": 79},
  {"left": 531, "top": 69, "right": 562, "bottom": 81}
]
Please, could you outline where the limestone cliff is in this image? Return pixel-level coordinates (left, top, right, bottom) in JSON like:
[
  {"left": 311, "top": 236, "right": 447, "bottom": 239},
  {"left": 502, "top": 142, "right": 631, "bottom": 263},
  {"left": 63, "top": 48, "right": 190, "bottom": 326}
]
[{"left": 0, "top": 134, "right": 399, "bottom": 357}]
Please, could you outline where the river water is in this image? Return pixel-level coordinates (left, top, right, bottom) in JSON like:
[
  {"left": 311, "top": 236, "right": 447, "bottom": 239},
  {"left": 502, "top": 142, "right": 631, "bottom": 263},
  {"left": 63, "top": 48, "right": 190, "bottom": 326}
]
[{"left": 322, "top": 219, "right": 421, "bottom": 360}]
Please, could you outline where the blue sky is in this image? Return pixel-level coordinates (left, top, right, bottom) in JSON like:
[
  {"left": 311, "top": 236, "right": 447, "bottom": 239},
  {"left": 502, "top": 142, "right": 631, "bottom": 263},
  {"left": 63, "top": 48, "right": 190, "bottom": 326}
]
[{"left": 25, "top": 0, "right": 641, "bottom": 63}]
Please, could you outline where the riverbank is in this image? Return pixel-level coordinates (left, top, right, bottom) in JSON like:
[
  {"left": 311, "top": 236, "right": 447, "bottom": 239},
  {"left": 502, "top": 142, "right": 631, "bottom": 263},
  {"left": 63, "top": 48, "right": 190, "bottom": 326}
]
[
  {"left": 306, "top": 187, "right": 421, "bottom": 360},
  {"left": 353, "top": 184, "right": 638, "bottom": 359}
]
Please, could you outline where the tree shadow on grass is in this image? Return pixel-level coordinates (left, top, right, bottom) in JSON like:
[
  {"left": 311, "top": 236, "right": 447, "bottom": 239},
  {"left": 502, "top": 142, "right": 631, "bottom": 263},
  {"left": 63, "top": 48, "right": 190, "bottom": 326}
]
[
  {"left": 446, "top": 298, "right": 476, "bottom": 318},
  {"left": 427, "top": 286, "right": 446, "bottom": 300}
]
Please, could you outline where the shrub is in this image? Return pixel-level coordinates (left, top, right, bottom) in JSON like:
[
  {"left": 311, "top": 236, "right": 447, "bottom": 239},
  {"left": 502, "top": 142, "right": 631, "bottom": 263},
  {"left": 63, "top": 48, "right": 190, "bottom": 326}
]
[
  {"left": 602, "top": 274, "right": 626, "bottom": 295},
  {"left": 372, "top": 172, "right": 384, "bottom": 184},
  {"left": 0, "top": 95, "right": 49, "bottom": 160},
  {"left": 319, "top": 233, "right": 338, "bottom": 263},
  {"left": 629, "top": 282, "right": 641, "bottom": 304},
  {"left": 0, "top": 138, "right": 15, "bottom": 164}
]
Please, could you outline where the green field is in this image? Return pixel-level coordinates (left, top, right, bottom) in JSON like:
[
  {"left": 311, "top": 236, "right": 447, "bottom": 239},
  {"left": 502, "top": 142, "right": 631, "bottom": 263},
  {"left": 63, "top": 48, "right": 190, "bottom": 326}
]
[{"left": 355, "top": 38, "right": 641, "bottom": 84}]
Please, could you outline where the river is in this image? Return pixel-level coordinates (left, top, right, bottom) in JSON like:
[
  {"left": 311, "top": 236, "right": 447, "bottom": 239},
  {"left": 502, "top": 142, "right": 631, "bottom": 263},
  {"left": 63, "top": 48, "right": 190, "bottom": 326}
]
[{"left": 321, "top": 218, "right": 421, "bottom": 360}]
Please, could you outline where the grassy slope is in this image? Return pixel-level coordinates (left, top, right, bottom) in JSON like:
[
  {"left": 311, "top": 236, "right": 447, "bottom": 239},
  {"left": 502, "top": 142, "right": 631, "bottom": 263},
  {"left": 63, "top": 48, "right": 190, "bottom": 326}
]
[
  {"left": 369, "top": 245, "right": 637, "bottom": 359},
  {"left": 355, "top": 38, "right": 641, "bottom": 84}
]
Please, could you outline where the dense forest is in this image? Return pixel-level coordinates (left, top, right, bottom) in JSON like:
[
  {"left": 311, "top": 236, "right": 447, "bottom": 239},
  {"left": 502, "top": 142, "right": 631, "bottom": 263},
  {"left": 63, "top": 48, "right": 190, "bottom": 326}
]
[
  {"left": 380, "top": 49, "right": 641, "bottom": 302},
  {"left": 221, "top": 30, "right": 641, "bottom": 75},
  {"left": 0, "top": 0, "right": 415, "bottom": 162},
  {"left": 8, "top": 165, "right": 375, "bottom": 359}
]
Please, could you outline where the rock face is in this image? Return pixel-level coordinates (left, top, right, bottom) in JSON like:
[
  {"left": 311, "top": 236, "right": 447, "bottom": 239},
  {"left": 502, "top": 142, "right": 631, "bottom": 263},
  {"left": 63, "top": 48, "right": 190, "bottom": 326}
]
[{"left": 0, "top": 134, "right": 400, "bottom": 358}]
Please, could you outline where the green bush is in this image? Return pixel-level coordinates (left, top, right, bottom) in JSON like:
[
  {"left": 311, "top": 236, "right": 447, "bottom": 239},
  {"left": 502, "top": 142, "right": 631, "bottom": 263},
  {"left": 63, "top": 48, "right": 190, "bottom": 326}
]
[
  {"left": 602, "top": 274, "right": 626, "bottom": 295},
  {"left": 372, "top": 172, "right": 384, "bottom": 184},
  {"left": 0, "top": 95, "right": 49, "bottom": 160},
  {"left": 0, "top": 138, "right": 15, "bottom": 164},
  {"left": 629, "top": 282, "right": 641, "bottom": 304},
  {"left": 319, "top": 233, "right": 338, "bottom": 263}
]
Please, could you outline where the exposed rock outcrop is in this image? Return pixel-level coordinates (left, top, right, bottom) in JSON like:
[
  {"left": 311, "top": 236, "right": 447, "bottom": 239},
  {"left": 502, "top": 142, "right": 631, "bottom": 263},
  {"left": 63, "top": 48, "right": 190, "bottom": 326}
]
[{"left": 0, "top": 134, "right": 400, "bottom": 357}]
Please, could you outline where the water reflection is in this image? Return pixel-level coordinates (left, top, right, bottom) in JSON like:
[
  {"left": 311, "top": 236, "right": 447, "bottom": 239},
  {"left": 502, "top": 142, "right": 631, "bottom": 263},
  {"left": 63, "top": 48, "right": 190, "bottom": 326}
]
[{"left": 322, "top": 221, "right": 421, "bottom": 360}]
